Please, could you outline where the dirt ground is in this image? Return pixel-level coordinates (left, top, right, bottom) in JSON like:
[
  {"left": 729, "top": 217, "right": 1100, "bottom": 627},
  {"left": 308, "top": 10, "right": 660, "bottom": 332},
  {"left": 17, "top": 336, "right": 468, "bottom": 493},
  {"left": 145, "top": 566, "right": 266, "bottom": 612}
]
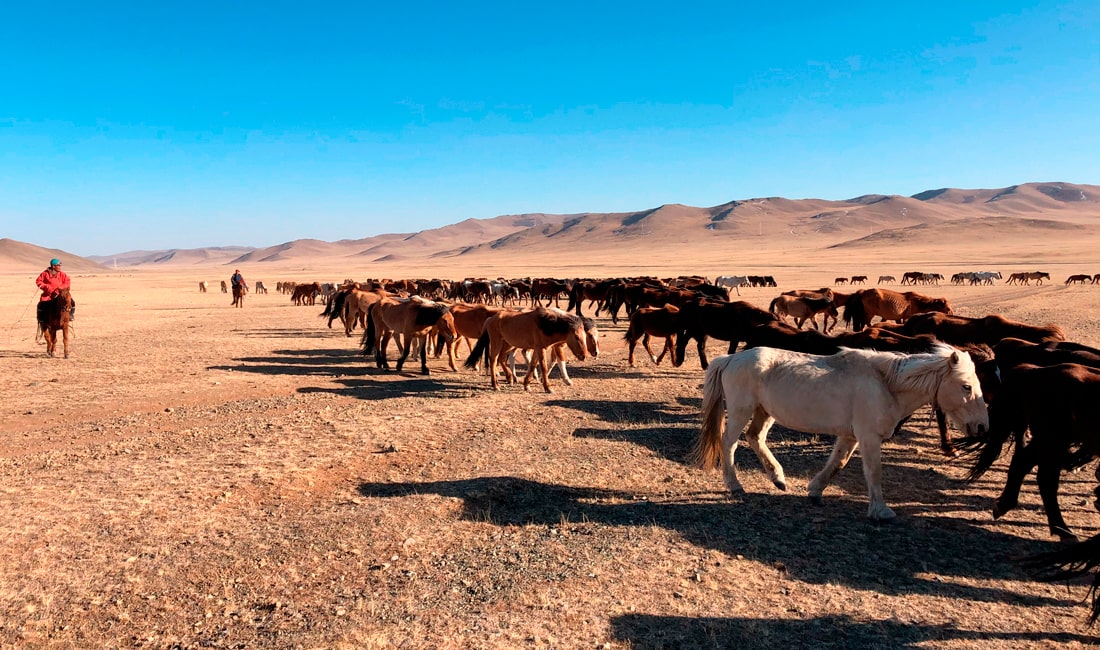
[{"left": 2, "top": 264, "right": 1100, "bottom": 649}]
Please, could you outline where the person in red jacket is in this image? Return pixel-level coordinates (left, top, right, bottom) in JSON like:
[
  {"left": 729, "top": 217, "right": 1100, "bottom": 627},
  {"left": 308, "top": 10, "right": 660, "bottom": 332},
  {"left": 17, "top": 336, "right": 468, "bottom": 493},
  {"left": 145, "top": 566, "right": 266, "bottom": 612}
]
[{"left": 36, "top": 258, "right": 74, "bottom": 328}]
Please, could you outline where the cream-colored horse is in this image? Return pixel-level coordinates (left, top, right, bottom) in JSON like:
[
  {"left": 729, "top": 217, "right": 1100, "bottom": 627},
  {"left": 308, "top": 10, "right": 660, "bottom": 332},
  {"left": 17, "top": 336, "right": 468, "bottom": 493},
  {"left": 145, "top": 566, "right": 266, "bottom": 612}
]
[{"left": 694, "top": 344, "right": 988, "bottom": 521}]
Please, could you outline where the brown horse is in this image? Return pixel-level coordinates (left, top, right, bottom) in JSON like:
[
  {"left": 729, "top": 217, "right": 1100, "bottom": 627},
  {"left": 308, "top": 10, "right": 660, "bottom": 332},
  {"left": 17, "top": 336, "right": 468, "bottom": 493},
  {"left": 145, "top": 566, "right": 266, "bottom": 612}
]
[
  {"left": 624, "top": 305, "right": 680, "bottom": 367},
  {"left": 362, "top": 298, "right": 457, "bottom": 375},
  {"left": 673, "top": 299, "right": 779, "bottom": 369},
  {"left": 960, "top": 362, "right": 1100, "bottom": 541},
  {"left": 40, "top": 288, "right": 73, "bottom": 358},
  {"left": 883, "top": 312, "right": 1065, "bottom": 347},
  {"left": 463, "top": 307, "right": 588, "bottom": 392},
  {"left": 291, "top": 282, "right": 322, "bottom": 306},
  {"left": 768, "top": 294, "right": 838, "bottom": 332},
  {"left": 1066, "top": 274, "right": 1091, "bottom": 285},
  {"left": 508, "top": 312, "right": 600, "bottom": 385},
  {"left": 842, "top": 288, "right": 952, "bottom": 331},
  {"left": 441, "top": 303, "right": 506, "bottom": 370},
  {"left": 231, "top": 283, "right": 246, "bottom": 308}
]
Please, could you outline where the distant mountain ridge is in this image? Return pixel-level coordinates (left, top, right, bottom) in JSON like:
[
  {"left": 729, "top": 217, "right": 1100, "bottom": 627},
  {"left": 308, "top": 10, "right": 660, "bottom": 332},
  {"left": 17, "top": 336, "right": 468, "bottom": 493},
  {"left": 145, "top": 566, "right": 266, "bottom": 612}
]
[{"left": 3, "top": 182, "right": 1098, "bottom": 272}]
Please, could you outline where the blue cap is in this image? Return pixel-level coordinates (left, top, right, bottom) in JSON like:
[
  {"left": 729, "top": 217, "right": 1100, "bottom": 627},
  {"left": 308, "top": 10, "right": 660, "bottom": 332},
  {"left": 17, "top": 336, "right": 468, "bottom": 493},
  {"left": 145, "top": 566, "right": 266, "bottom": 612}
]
[{"left": 50, "top": 258, "right": 61, "bottom": 266}]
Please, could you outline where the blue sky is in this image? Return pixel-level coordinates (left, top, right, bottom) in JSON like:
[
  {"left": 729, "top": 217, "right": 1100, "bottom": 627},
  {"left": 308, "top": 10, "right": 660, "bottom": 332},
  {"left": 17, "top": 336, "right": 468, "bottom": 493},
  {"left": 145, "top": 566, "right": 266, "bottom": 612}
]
[{"left": 1, "top": 1, "right": 1097, "bottom": 256}]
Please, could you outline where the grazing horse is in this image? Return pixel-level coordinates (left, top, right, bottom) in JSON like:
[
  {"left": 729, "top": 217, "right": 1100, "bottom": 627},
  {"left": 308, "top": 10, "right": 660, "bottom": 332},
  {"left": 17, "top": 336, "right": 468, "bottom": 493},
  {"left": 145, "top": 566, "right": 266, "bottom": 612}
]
[
  {"left": 695, "top": 344, "right": 988, "bottom": 520},
  {"left": 362, "top": 298, "right": 457, "bottom": 375},
  {"left": 1093, "top": 274, "right": 1100, "bottom": 285},
  {"left": 199, "top": 281, "right": 208, "bottom": 293},
  {"left": 960, "top": 363, "right": 1100, "bottom": 540},
  {"left": 673, "top": 299, "right": 779, "bottom": 369},
  {"left": 1066, "top": 274, "right": 1091, "bottom": 285},
  {"left": 254, "top": 281, "right": 268, "bottom": 294},
  {"left": 882, "top": 312, "right": 1065, "bottom": 347},
  {"left": 842, "top": 288, "right": 952, "bottom": 331},
  {"left": 877, "top": 275, "right": 895, "bottom": 285},
  {"left": 220, "top": 280, "right": 228, "bottom": 293},
  {"left": 463, "top": 307, "right": 588, "bottom": 392},
  {"left": 768, "top": 295, "right": 838, "bottom": 332},
  {"left": 231, "top": 283, "right": 246, "bottom": 308},
  {"left": 624, "top": 305, "right": 680, "bottom": 367},
  {"left": 41, "top": 288, "right": 74, "bottom": 358}
]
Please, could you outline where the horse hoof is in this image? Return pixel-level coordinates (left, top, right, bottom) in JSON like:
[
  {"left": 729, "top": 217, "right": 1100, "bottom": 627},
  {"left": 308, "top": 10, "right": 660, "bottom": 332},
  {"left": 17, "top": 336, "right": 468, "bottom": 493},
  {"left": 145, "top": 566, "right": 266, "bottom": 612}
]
[
  {"left": 941, "top": 445, "right": 959, "bottom": 458},
  {"left": 992, "top": 502, "right": 1008, "bottom": 520},
  {"left": 1054, "top": 528, "right": 1079, "bottom": 543},
  {"left": 872, "top": 515, "right": 899, "bottom": 525},
  {"left": 808, "top": 495, "right": 824, "bottom": 506},
  {"left": 773, "top": 480, "right": 787, "bottom": 491}
]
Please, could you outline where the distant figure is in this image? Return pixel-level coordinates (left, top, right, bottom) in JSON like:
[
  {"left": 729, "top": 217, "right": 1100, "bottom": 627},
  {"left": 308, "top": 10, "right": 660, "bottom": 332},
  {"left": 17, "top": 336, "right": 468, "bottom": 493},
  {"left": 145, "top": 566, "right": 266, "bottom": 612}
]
[
  {"left": 230, "top": 269, "right": 248, "bottom": 308},
  {"left": 36, "top": 258, "right": 75, "bottom": 330},
  {"left": 220, "top": 280, "right": 228, "bottom": 293}
]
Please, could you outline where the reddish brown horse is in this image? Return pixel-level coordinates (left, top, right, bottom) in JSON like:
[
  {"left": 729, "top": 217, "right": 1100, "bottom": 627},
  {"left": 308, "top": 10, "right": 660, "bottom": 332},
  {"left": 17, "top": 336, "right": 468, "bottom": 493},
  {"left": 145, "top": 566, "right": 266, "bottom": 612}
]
[
  {"left": 41, "top": 288, "right": 73, "bottom": 358},
  {"left": 961, "top": 362, "right": 1100, "bottom": 541},
  {"left": 231, "top": 283, "right": 246, "bottom": 308},
  {"left": 463, "top": 307, "right": 588, "bottom": 392},
  {"left": 362, "top": 298, "right": 457, "bottom": 375},
  {"left": 842, "top": 288, "right": 951, "bottom": 331}
]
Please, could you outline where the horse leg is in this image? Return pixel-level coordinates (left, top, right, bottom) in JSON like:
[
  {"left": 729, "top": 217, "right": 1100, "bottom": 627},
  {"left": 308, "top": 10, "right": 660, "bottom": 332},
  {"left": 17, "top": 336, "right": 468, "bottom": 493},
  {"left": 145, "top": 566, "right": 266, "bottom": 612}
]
[
  {"left": 807, "top": 437, "right": 858, "bottom": 505},
  {"left": 856, "top": 434, "right": 895, "bottom": 520},
  {"left": 1036, "top": 458, "right": 1076, "bottom": 541},
  {"left": 720, "top": 405, "right": 755, "bottom": 494},
  {"left": 655, "top": 336, "right": 674, "bottom": 366},
  {"left": 627, "top": 334, "right": 638, "bottom": 367},
  {"left": 992, "top": 441, "right": 1040, "bottom": 521},
  {"left": 62, "top": 323, "right": 70, "bottom": 358},
  {"left": 418, "top": 335, "right": 430, "bottom": 375},
  {"left": 935, "top": 408, "right": 958, "bottom": 457},
  {"left": 642, "top": 333, "right": 659, "bottom": 364},
  {"left": 536, "top": 347, "right": 553, "bottom": 393},
  {"left": 551, "top": 345, "right": 571, "bottom": 386},
  {"left": 742, "top": 407, "right": 786, "bottom": 490},
  {"left": 44, "top": 328, "right": 55, "bottom": 357}
]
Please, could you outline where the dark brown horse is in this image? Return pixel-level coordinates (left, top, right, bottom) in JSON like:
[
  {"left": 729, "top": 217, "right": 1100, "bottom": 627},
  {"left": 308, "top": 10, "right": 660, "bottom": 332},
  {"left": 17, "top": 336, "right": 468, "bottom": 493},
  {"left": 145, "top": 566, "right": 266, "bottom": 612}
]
[
  {"left": 882, "top": 312, "right": 1065, "bottom": 347},
  {"left": 842, "top": 288, "right": 952, "bottom": 331},
  {"left": 673, "top": 299, "right": 779, "bottom": 369},
  {"left": 231, "top": 283, "right": 246, "bottom": 308},
  {"left": 41, "top": 288, "right": 73, "bottom": 358},
  {"left": 624, "top": 305, "right": 680, "bottom": 367},
  {"left": 960, "top": 362, "right": 1100, "bottom": 540},
  {"left": 993, "top": 337, "right": 1100, "bottom": 370}
]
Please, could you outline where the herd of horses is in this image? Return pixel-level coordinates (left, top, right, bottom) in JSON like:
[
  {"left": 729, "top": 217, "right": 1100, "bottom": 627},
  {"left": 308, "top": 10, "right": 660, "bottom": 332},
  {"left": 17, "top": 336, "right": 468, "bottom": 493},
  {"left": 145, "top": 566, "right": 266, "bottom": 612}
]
[{"left": 307, "top": 273, "right": 1100, "bottom": 621}]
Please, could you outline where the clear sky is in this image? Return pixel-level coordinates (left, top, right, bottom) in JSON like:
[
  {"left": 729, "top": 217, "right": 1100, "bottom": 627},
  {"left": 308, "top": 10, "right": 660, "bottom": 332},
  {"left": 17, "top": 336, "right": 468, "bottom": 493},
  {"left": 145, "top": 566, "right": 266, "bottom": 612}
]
[{"left": 2, "top": 1, "right": 1097, "bottom": 256}]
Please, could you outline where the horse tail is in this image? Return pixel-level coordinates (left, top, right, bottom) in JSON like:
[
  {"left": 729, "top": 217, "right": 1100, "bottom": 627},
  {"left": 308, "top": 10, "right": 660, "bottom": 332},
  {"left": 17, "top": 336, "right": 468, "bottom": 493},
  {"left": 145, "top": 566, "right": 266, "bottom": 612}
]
[
  {"left": 464, "top": 331, "right": 490, "bottom": 370},
  {"left": 957, "top": 398, "right": 1017, "bottom": 482},
  {"left": 842, "top": 291, "right": 868, "bottom": 331},
  {"left": 361, "top": 304, "right": 377, "bottom": 356},
  {"left": 768, "top": 296, "right": 781, "bottom": 314},
  {"left": 1022, "top": 532, "right": 1100, "bottom": 623},
  {"left": 623, "top": 317, "right": 639, "bottom": 343},
  {"left": 326, "top": 290, "right": 347, "bottom": 326},
  {"left": 691, "top": 355, "right": 735, "bottom": 470}
]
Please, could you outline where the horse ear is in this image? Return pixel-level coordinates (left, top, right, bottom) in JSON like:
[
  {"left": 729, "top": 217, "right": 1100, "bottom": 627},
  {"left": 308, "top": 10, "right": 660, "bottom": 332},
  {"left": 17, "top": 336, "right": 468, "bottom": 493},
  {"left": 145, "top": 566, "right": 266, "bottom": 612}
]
[{"left": 950, "top": 351, "right": 960, "bottom": 365}]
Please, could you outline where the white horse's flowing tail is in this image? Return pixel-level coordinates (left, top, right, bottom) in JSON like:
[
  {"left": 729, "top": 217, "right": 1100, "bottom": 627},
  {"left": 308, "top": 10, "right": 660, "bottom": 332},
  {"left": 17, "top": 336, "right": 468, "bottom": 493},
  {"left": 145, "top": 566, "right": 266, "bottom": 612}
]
[{"left": 693, "top": 354, "right": 736, "bottom": 469}]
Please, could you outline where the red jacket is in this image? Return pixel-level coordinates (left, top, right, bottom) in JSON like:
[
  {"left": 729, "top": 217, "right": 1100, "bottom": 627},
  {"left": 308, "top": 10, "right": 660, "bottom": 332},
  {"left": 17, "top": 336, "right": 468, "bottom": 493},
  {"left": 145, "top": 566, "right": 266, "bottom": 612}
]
[{"left": 36, "top": 268, "right": 71, "bottom": 301}]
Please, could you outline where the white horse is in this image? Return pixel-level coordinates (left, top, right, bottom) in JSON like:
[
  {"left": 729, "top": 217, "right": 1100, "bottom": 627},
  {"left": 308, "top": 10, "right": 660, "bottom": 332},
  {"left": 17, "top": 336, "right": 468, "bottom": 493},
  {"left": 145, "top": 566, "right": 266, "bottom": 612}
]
[
  {"left": 714, "top": 275, "right": 749, "bottom": 297},
  {"left": 694, "top": 344, "right": 988, "bottom": 521}
]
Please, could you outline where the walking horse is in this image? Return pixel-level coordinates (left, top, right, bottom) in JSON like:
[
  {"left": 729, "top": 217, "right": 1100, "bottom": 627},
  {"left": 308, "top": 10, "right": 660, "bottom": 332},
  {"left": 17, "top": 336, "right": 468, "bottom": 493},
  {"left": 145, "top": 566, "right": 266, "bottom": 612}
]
[{"left": 40, "top": 288, "right": 74, "bottom": 358}]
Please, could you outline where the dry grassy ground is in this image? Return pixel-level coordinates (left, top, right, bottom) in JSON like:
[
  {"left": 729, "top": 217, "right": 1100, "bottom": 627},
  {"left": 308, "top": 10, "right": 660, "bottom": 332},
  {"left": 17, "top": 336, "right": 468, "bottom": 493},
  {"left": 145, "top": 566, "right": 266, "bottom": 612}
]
[{"left": 2, "top": 266, "right": 1100, "bottom": 649}]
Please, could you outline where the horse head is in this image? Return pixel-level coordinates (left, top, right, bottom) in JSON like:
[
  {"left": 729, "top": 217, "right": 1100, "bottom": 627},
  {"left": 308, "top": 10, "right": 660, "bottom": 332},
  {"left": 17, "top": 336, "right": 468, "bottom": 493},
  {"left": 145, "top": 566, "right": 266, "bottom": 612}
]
[
  {"left": 580, "top": 317, "right": 600, "bottom": 358},
  {"left": 936, "top": 349, "right": 989, "bottom": 437}
]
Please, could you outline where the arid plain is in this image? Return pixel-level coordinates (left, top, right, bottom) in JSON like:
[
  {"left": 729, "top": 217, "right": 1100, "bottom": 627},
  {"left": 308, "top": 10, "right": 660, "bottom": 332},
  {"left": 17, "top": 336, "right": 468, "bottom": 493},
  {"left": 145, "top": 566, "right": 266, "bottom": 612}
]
[{"left": 4, "top": 183, "right": 1100, "bottom": 648}]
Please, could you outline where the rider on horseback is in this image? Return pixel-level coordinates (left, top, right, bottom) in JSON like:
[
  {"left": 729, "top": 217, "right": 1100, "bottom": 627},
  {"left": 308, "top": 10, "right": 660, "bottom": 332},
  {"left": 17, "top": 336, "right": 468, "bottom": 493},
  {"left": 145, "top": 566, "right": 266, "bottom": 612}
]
[{"left": 36, "top": 258, "right": 74, "bottom": 329}]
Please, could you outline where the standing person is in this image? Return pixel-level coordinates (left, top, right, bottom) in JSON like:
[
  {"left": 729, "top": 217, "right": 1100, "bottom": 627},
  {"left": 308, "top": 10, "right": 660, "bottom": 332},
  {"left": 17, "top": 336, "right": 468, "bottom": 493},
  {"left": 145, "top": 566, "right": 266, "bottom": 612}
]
[{"left": 36, "top": 258, "right": 74, "bottom": 329}]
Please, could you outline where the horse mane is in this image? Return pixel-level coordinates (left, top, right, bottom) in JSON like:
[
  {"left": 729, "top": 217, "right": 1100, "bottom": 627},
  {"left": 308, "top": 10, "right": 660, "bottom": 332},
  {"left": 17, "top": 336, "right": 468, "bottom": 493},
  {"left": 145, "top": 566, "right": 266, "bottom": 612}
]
[
  {"left": 536, "top": 308, "right": 582, "bottom": 336},
  {"left": 856, "top": 343, "right": 965, "bottom": 395},
  {"left": 413, "top": 303, "right": 450, "bottom": 327}
]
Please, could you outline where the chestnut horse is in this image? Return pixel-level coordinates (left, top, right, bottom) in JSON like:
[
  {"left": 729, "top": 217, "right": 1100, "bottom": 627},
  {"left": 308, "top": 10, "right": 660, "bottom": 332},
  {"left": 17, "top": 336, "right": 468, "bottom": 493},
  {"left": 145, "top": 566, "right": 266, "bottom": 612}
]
[
  {"left": 41, "top": 288, "right": 74, "bottom": 358},
  {"left": 463, "top": 307, "right": 588, "bottom": 392},
  {"left": 362, "top": 298, "right": 457, "bottom": 375},
  {"left": 960, "top": 362, "right": 1100, "bottom": 541},
  {"left": 842, "top": 288, "right": 952, "bottom": 331},
  {"left": 768, "top": 294, "right": 838, "bottom": 332},
  {"left": 231, "top": 283, "right": 246, "bottom": 308}
]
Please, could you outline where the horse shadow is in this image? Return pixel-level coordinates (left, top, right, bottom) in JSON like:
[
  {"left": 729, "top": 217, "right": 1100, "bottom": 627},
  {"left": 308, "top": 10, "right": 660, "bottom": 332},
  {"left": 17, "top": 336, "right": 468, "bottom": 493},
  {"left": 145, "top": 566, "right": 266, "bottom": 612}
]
[
  {"left": 208, "top": 348, "right": 373, "bottom": 377},
  {"left": 235, "top": 328, "right": 335, "bottom": 339},
  {"left": 302, "top": 375, "right": 474, "bottom": 400},
  {"left": 608, "top": 613, "right": 1095, "bottom": 649},
  {"left": 546, "top": 398, "right": 699, "bottom": 464},
  {"left": 356, "top": 475, "right": 1077, "bottom": 606}
]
